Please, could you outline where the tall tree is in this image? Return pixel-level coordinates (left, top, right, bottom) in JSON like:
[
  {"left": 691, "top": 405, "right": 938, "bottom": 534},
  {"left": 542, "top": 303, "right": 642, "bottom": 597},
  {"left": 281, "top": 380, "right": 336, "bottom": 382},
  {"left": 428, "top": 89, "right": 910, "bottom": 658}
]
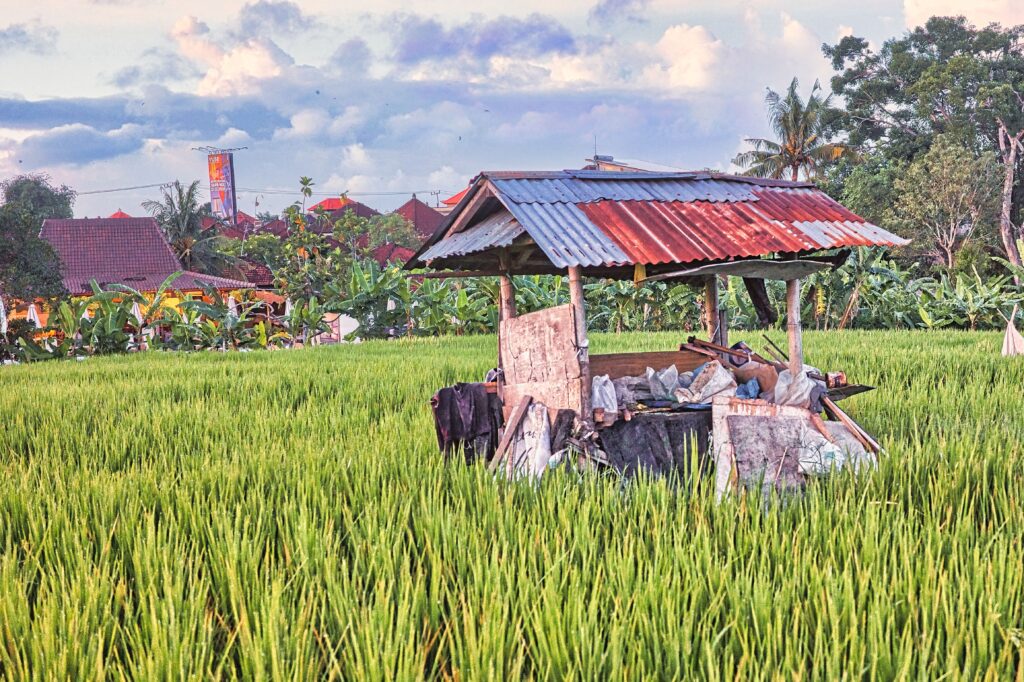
[
  {"left": 732, "top": 78, "right": 852, "bottom": 181},
  {"left": 1, "top": 174, "right": 75, "bottom": 221},
  {"left": 892, "top": 135, "right": 1000, "bottom": 269},
  {"left": 142, "top": 180, "right": 233, "bottom": 274},
  {"left": 825, "top": 16, "right": 1024, "bottom": 267},
  {"left": 0, "top": 175, "right": 71, "bottom": 305}
]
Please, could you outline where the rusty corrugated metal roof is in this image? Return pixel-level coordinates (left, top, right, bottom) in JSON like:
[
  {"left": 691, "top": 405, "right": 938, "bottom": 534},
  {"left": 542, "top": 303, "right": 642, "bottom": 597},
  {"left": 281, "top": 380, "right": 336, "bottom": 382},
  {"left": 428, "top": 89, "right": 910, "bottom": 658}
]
[
  {"left": 410, "top": 171, "right": 908, "bottom": 270},
  {"left": 419, "top": 211, "right": 524, "bottom": 261},
  {"left": 575, "top": 186, "right": 906, "bottom": 265}
]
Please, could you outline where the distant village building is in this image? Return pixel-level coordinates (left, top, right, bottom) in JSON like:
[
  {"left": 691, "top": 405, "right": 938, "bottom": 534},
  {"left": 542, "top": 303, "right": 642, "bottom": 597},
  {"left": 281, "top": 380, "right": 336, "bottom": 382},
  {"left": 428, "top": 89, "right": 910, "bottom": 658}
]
[
  {"left": 39, "top": 217, "right": 252, "bottom": 297},
  {"left": 582, "top": 154, "right": 687, "bottom": 172},
  {"left": 437, "top": 188, "right": 468, "bottom": 215},
  {"left": 395, "top": 195, "right": 445, "bottom": 242}
]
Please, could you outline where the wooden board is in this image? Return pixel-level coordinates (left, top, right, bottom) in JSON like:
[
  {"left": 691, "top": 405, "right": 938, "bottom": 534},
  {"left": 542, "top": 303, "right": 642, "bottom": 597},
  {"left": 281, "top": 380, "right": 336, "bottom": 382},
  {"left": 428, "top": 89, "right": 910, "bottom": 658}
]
[
  {"left": 499, "top": 304, "right": 584, "bottom": 420},
  {"left": 711, "top": 396, "right": 870, "bottom": 501},
  {"left": 589, "top": 350, "right": 708, "bottom": 380}
]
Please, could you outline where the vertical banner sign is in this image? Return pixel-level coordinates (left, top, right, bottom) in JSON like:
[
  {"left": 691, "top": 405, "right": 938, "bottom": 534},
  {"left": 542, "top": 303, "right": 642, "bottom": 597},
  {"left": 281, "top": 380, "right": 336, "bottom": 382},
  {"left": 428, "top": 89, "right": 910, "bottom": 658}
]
[{"left": 207, "top": 152, "right": 237, "bottom": 224}]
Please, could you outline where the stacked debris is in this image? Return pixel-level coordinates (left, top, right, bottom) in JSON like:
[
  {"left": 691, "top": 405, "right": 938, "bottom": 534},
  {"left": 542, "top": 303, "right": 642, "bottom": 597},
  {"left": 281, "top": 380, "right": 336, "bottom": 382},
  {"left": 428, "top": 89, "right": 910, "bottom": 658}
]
[{"left": 432, "top": 335, "right": 881, "bottom": 499}]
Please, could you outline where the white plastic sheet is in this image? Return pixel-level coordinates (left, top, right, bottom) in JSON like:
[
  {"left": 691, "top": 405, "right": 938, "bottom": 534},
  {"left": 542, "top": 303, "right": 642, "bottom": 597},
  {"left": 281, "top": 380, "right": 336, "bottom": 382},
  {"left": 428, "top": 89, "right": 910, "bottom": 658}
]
[{"left": 592, "top": 374, "right": 618, "bottom": 414}]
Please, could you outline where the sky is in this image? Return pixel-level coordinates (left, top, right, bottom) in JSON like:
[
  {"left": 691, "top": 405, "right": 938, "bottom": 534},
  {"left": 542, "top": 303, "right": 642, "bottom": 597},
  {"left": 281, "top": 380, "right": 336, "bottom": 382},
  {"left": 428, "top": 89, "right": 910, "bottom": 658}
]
[{"left": 1, "top": 0, "right": 1022, "bottom": 218}]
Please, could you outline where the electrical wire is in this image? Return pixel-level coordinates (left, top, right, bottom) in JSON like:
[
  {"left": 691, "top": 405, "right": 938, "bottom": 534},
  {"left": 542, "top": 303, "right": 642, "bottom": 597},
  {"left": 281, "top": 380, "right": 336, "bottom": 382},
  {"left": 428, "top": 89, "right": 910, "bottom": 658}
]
[
  {"left": 77, "top": 182, "right": 174, "bottom": 196},
  {"left": 76, "top": 182, "right": 456, "bottom": 199}
]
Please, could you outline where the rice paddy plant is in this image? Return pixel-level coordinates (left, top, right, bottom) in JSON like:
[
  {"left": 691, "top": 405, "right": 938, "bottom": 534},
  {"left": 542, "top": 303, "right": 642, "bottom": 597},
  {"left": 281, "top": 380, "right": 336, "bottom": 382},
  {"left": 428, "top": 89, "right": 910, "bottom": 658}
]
[{"left": 1, "top": 330, "right": 1022, "bottom": 679}]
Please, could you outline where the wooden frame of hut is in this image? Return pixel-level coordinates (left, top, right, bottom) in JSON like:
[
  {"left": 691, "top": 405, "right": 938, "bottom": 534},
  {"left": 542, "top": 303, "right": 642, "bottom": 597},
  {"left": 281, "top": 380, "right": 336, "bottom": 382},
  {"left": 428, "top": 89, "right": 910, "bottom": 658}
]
[{"left": 406, "top": 170, "right": 907, "bottom": 431}]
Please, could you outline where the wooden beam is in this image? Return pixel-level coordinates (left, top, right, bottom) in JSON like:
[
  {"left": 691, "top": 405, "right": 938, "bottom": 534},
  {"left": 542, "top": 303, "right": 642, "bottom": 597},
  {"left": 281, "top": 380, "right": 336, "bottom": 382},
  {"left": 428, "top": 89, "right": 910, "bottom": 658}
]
[
  {"left": 704, "top": 277, "right": 723, "bottom": 345},
  {"left": 410, "top": 270, "right": 504, "bottom": 279},
  {"left": 568, "top": 266, "right": 592, "bottom": 427},
  {"left": 717, "top": 276, "right": 729, "bottom": 348},
  {"left": 498, "top": 249, "right": 516, "bottom": 321},
  {"left": 488, "top": 395, "right": 533, "bottom": 472},
  {"left": 786, "top": 278, "right": 803, "bottom": 375}
]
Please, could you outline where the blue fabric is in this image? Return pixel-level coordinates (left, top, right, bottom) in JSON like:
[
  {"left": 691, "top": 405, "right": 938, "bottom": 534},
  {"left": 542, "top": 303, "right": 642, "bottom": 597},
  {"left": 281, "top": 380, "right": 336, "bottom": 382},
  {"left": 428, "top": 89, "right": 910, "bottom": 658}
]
[{"left": 736, "top": 378, "right": 760, "bottom": 399}]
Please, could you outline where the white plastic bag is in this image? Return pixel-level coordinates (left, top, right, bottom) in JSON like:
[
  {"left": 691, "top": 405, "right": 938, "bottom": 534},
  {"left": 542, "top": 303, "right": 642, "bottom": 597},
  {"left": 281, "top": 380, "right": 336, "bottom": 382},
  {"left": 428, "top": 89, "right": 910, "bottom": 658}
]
[
  {"left": 674, "top": 360, "right": 736, "bottom": 403},
  {"left": 774, "top": 369, "right": 815, "bottom": 408},
  {"left": 592, "top": 374, "right": 618, "bottom": 414},
  {"left": 646, "top": 365, "right": 679, "bottom": 400}
]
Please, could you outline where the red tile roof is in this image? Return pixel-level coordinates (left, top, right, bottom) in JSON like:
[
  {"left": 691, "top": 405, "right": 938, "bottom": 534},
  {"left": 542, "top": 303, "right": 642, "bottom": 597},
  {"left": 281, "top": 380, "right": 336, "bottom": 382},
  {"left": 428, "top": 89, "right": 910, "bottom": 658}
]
[
  {"left": 308, "top": 198, "right": 380, "bottom": 216},
  {"left": 308, "top": 197, "right": 351, "bottom": 212},
  {"left": 235, "top": 259, "right": 275, "bottom": 287},
  {"left": 372, "top": 242, "right": 415, "bottom": 265},
  {"left": 108, "top": 209, "right": 132, "bottom": 219},
  {"left": 39, "top": 217, "right": 251, "bottom": 295},
  {"left": 442, "top": 187, "right": 469, "bottom": 206},
  {"left": 395, "top": 196, "right": 445, "bottom": 241}
]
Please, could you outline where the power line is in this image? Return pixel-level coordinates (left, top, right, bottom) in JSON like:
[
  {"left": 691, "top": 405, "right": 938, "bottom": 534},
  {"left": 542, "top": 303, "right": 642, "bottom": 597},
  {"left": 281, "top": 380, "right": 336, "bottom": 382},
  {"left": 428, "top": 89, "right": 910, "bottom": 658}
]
[
  {"left": 76, "top": 182, "right": 456, "bottom": 199},
  {"left": 77, "top": 182, "right": 173, "bottom": 196}
]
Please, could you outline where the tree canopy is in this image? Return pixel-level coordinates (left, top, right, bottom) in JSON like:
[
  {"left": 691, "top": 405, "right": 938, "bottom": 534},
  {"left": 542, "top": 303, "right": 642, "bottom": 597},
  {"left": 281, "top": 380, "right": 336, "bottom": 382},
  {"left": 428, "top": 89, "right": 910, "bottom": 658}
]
[
  {"left": 0, "top": 174, "right": 71, "bottom": 303},
  {"left": 733, "top": 78, "right": 852, "bottom": 181},
  {"left": 824, "top": 16, "right": 1024, "bottom": 266}
]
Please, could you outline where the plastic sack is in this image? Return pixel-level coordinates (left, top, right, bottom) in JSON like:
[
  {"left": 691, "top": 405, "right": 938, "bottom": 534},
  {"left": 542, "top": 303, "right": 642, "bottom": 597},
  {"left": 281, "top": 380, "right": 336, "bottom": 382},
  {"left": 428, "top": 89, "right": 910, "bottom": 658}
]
[
  {"left": 592, "top": 374, "right": 618, "bottom": 414},
  {"left": 674, "top": 360, "right": 737, "bottom": 404},
  {"left": 507, "top": 403, "right": 552, "bottom": 481},
  {"left": 613, "top": 375, "right": 653, "bottom": 407},
  {"left": 773, "top": 369, "right": 814, "bottom": 408},
  {"left": 646, "top": 365, "right": 679, "bottom": 401}
]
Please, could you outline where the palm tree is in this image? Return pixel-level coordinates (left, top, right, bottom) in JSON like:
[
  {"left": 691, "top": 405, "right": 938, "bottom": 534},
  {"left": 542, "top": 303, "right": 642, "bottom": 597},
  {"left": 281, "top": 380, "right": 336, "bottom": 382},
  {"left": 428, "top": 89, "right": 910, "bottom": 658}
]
[
  {"left": 142, "top": 180, "right": 232, "bottom": 274},
  {"left": 733, "top": 78, "right": 851, "bottom": 181}
]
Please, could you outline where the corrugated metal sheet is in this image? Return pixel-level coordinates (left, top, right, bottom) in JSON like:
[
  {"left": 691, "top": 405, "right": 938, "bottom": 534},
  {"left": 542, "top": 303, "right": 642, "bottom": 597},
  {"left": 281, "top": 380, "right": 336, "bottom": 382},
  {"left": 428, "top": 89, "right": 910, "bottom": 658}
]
[
  {"left": 503, "top": 201, "right": 629, "bottom": 267},
  {"left": 419, "top": 211, "right": 524, "bottom": 261},
  {"left": 411, "top": 171, "right": 908, "bottom": 270},
  {"left": 492, "top": 177, "right": 757, "bottom": 204},
  {"left": 576, "top": 188, "right": 908, "bottom": 265}
]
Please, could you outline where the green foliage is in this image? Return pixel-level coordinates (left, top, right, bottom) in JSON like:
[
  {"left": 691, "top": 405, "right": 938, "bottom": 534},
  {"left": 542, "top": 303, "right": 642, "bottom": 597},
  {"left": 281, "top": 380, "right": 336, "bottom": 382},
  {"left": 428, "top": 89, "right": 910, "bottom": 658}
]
[
  {"left": 143, "top": 180, "right": 235, "bottom": 275},
  {"left": 0, "top": 173, "right": 75, "bottom": 221},
  {"left": 0, "top": 175, "right": 69, "bottom": 302},
  {"left": 733, "top": 78, "right": 852, "bottom": 180},
  {"left": 2, "top": 331, "right": 1024, "bottom": 677},
  {"left": 892, "top": 134, "right": 1001, "bottom": 269},
  {"left": 823, "top": 17, "right": 1024, "bottom": 266},
  {"left": 223, "top": 233, "right": 290, "bottom": 270}
]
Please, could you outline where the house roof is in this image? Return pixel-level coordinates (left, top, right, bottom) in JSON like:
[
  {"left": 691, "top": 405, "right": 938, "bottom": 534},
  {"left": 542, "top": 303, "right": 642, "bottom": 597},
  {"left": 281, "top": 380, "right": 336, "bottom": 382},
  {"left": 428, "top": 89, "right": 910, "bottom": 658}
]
[
  {"left": 442, "top": 187, "right": 469, "bottom": 206},
  {"left": 307, "top": 197, "right": 380, "bottom": 217},
  {"left": 408, "top": 170, "right": 908, "bottom": 276},
  {"left": 372, "top": 242, "right": 416, "bottom": 265},
  {"left": 395, "top": 196, "right": 445, "bottom": 241},
  {"left": 108, "top": 209, "right": 132, "bottom": 219},
  {"left": 235, "top": 258, "right": 275, "bottom": 287},
  {"left": 308, "top": 197, "right": 351, "bottom": 212},
  {"left": 39, "top": 217, "right": 251, "bottom": 295}
]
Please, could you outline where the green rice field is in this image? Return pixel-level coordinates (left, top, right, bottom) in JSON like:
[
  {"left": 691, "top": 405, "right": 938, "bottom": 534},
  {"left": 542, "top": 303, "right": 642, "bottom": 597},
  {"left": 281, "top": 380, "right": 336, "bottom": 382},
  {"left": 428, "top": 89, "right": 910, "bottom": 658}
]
[{"left": 1, "top": 330, "right": 1022, "bottom": 679}]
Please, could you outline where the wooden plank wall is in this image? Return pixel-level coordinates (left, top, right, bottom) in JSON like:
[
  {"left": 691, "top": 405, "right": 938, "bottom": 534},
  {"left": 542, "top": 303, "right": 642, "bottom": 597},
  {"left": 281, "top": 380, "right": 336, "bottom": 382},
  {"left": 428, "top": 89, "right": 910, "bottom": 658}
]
[
  {"left": 589, "top": 350, "right": 708, "bottom": 380},
  {"left": 499, "top": 304, "right": 584, "bottom": 421}
]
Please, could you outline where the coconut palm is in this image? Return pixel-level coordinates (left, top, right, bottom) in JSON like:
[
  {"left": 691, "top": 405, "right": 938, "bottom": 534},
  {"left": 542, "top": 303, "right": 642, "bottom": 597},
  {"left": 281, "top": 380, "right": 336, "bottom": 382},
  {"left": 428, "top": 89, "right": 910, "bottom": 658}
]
[
  {"left": 143, "top": 180, "right": 233, "bottom": 274},
  {"left": 733, "top": 78, "right": 851, "bottom": 181}
]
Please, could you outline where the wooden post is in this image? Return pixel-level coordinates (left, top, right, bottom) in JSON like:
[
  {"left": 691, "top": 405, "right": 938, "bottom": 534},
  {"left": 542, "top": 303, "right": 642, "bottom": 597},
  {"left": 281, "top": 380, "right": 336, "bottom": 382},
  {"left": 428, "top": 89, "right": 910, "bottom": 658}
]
[
  {"left": 786, "top": 278, "right": 803, "bottom": 375},
  {"left": 498, "top": 249, "right": 516, "bottom": 321},
  {"left": 717, "top": 276, "right": 729, "bottom": 348},
  {"left": 704, "top": 277, "right": 721, "bottom": 345},
  {"left": 568, "top": 266, "right": 592, "bottom": 426}
]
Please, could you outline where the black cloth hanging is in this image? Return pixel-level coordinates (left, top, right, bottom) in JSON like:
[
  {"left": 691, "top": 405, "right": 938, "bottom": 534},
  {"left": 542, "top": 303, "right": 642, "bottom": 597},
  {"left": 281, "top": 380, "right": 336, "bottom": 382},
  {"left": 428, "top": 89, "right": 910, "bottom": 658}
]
[{"left": 431, "top": 383, "right": 503, "bottom": 463}]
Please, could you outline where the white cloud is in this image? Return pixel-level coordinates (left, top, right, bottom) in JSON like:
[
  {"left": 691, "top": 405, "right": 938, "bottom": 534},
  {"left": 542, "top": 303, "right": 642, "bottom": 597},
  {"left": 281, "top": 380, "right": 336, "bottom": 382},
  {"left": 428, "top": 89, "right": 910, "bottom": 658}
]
[
  {"left": 274, "top": 108, "right": 330, "bottom": 139},
  {"left": 904, "top": 0, "right": 1024, "bottom": 27},
  {"left": 171, "top": 14, "right": 292, "bottom": 96},
  {"left": 645, "top": 24, "right": 724, "bottom": 91}
]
